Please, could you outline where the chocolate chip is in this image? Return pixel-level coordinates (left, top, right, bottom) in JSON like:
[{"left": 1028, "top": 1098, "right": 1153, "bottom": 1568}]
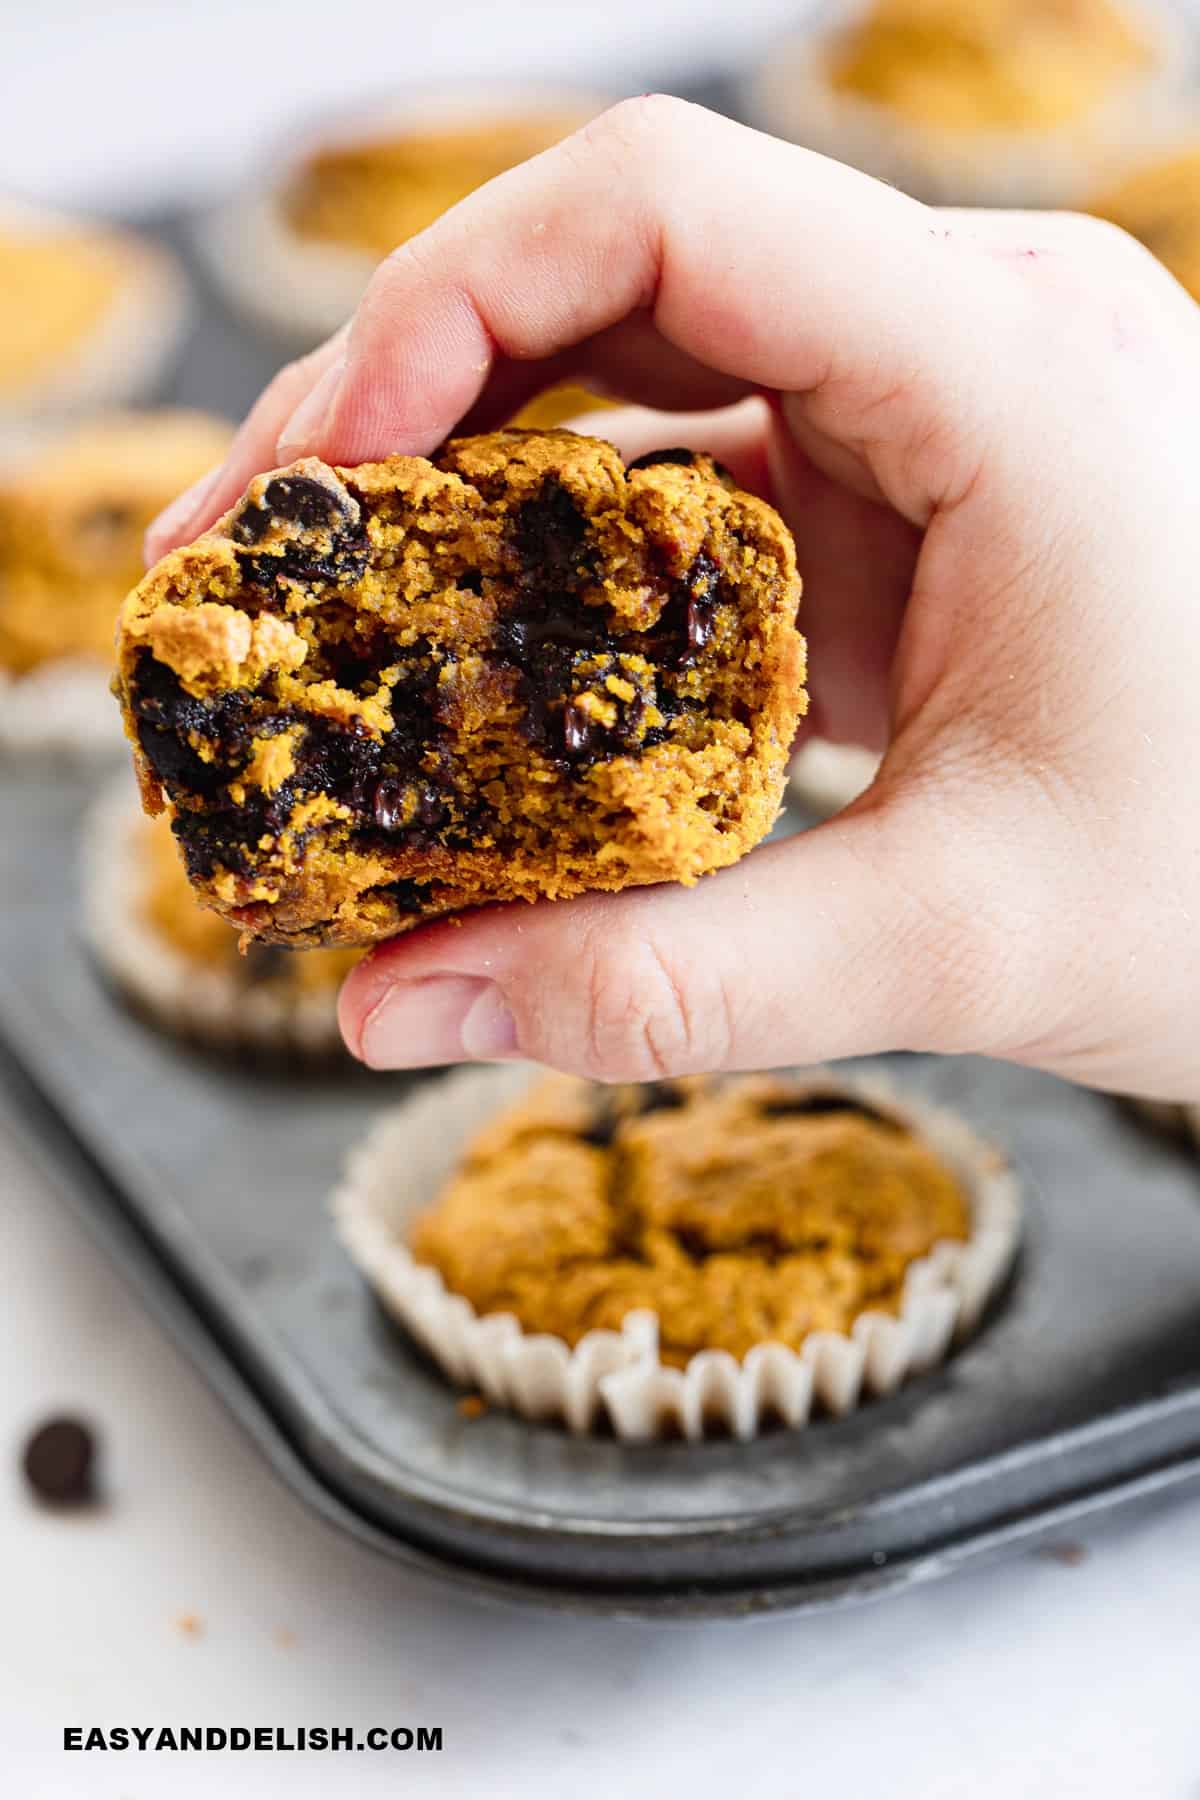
[
  {"left": 372, "top": 778, "right": 408, "bottom": 832},
  {"left": 562, "top": 701, "right": 595, "bottom": 758},
  {"left": 22, "top": 1417, "right": 97, "bottom": 1506},
  {"left": 231, "top": 473, "right": 358, "bottom": 546},
  {"left": 514, "top": 480, "right": 591, "bottom": 587},
  {"left": 759, "top": 1094, "right": 896, "bottom": 1128},
  {"left": 382, "top": 877, "right": 428, "bottom": 914},
  {"left": 626, "top": 447, "right": 701, "bottom": 471}
]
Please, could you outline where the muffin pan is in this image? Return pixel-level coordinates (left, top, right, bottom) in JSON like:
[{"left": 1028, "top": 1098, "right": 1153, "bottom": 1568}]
[{"left": 7, "top": 202, "right": 1200, "bottom": 1618}]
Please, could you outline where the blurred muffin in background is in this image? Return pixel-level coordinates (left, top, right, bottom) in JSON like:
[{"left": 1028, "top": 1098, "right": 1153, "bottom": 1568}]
[
  {"left": 748, "top": 0, "right": 1181, "bottom": 207},
  {"left": 84, "top": 779, "right": 360, "bottom": 1059},
  {"left": 0, "top": 410, "right": 232, "bottom": 755},
  {"left": 204, "top": 91, "right": 606, "bottom": 349},
  {"left": 1088, "top": 144, "right": 1200, "bottom": 298},
  {"left": 0, "top": 201, "right": 188, "bottom": 426}
]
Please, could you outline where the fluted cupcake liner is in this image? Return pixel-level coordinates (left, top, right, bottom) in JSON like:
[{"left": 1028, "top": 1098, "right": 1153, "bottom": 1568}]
[
  {"left": 334, "top": 1062, "right": 1022, "bottom": 1442},
  {"left": 745, "top": 0, "right": 1189, "bottom": 209},
  {"left": 82, "top": 777, "right": 348, "bottom": 1059}
]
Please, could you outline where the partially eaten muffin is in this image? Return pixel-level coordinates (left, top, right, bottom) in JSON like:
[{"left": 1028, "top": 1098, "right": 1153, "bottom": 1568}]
[{"left": 115, "top": 429, "right": 805, "bottom": 947}]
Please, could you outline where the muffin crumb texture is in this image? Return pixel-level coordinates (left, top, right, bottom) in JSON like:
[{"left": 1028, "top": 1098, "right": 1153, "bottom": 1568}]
[
  {"left": 410, "top": 1073, "right": 969, "bottom": 1367},
  {"left": 115, "top": 430, "right": 804, "bottom": 947}
]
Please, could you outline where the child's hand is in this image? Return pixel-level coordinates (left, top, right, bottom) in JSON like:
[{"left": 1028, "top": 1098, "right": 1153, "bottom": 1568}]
[{"left": 149, "top": 99, "right": 1200, "bottom": 1098}]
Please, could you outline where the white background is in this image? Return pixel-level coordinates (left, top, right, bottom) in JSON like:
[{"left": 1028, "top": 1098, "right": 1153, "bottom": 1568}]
[{"left": 3, "top": 3, "right": 1200, "bottom": 1794}]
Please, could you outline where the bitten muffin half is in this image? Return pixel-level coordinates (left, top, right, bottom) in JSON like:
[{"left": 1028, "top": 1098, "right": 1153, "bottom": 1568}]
[{"left": 115, "top": 429, "right": 805, "bottom": 948}]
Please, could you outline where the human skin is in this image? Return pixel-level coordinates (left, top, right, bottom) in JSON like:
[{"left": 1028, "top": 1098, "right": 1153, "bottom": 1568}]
[{"left": 147, "top": 98, "right": 1200, "bottom": 1100}]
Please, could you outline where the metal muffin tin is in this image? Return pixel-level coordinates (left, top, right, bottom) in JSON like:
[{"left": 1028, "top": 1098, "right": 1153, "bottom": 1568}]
[{"left": 6, "top": 203, "right": 1200, "bottom": 1619}]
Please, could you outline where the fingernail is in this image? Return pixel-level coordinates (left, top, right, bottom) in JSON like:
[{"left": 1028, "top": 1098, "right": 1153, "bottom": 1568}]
[
  {"left": 359, "top": 975, "right": 518, "bottom": 1069},
  {"left": 144, "top": 463, "right": 224, "bottom": 563},
  {"left": 277, "top": 358, "right": 345, "bottom": 460}
]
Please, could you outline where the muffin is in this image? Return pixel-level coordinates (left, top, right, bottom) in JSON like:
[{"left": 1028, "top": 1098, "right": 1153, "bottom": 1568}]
[
  {"left": 335, "top": 1065, "right": 1021, "bottom": 1439},
  {"left": 1088, "top": 144, "right": 1200, "bottom": 299},
  {"left": 203, "top": 92, "right": 603, "bottom": 347},
  {"left": 84, "top": 778, "right": 359, "bottom": 1057},
  {"left": 114, "top": 431, "right": 806, "bottom": 948},
  {"left": 0, "top": 200, "right": 188, "bottom": 426},
  {"left": 0, "top": 410, "right": 233, "bottom": 754},
  {"left": 748, "top": 0, "right": 1179, "bottom": 207}
]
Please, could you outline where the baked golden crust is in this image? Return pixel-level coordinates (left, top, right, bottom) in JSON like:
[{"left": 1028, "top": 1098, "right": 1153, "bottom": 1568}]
[
  {"left": 1089, "top": 144, "right": 1200, "bottom": 299},
  {"left": 284, "top": 113, "right": 591, "bottom": 257},
  {"left": 825, "top": 0, "right": 1155, "bottom": 132},
  {"left": 115, "top": 429, "right": 805, "bottom": 948},
  {"left": 410, "top": 1072, "right": 970, "bottom": 1366},
  {"left": 0, "top": 411, "right": 232, "bottom": 675}
]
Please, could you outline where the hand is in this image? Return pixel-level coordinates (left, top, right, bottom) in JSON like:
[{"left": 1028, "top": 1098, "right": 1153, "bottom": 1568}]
[{"left": 149, "top": 98, "right": 1200, "bottom": 1099}]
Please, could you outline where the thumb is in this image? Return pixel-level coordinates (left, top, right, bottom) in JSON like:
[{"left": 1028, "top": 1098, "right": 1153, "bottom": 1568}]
[{"left": 338, "top": 789, "right": 1021, "bottom": 1079}]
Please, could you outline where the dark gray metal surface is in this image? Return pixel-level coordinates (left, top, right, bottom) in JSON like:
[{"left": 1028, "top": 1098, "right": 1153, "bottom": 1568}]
[{"left": 5, "top": 766, "right": 1200, "bottom": 1615}]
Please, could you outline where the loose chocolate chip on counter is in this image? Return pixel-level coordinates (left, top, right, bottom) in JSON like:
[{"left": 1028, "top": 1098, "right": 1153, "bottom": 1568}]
[{"left": 22, "top": 1416, "right": 98, "bottom": 1506}]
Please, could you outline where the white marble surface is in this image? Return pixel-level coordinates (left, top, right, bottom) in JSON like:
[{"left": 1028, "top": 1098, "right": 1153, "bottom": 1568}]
[{"left": 2, "top": 1122, "right": 1199, "bottom": 1798}]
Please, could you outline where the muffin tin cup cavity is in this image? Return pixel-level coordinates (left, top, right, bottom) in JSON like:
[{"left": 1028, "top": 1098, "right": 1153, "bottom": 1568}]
[
  {"left": 744, "top": 0, "right": 1190, "bottom": 209},
  {"left": 334, "top": 1063, "right": 1022, "bottom": 1443},
  {"left": 82, "top": 777, "right": 350, "bottom": 1061}
]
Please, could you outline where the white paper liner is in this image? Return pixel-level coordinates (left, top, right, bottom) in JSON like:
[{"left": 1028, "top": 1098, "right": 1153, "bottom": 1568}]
[
  {"left": 200, "top": 86, "right": 614, "bottom": 348},
  {"left": 82, "top": 775, "right": 347, "bottom": 1059},
  {"left": 789, "top": 738, "right": 881, "bottom": 819},
  {"left": 744, "top": 0, "right": 1189, "bottom": 208},
  {"left": 0, "top": 657, "right": 123, "bottom": 758},
  {"left": 334, "top": 1063, "right": 1022, "bottom": 1442},
  {"left": 0, "top": 199, "right": 189, "bottom": 425}
]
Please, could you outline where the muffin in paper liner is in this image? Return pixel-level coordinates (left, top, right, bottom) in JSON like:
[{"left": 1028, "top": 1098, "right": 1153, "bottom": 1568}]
[
  {"left": 201, "top": 87, "right": 611, "bottom": 349},
  {"left": 82, "top": 777, "right": 359, "bottom": 1059},
  {"left": 0, "top": 199, "right": 189, "bottom": 428},
  {"left": 333, "top": 1063, "right": 1022, "bottom": 1442},
  {"left": 789, "top": 738, "right": 881, "bottom": 819},
  {"left": 0, "top": 409, "right": 233, "bottom": 758},
  {"left": 745, "top": 0, "right": 1188, "bottom": 209}
]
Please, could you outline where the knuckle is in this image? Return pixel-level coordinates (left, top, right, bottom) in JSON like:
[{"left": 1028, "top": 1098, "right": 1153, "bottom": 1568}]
[{"left": 580, "top": 92, "right": 696, "bottom": 160}]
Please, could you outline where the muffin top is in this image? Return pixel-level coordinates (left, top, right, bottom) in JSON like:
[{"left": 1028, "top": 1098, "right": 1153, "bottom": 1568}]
[
  {"left": 410, "top": 1072, "right": 970, "bottom": 1366},
  {"left": 132, "top": 808, "right": 359, "bottom": 993},
  {"left": 1089, "top": 145, "right": 1200, "bottom": 299},
  {"left": 0, "top": 223, "right": 130, "bottom": 395},
  {"left": 0, "top": 410, "right": 232, "bottom": 674},
  {"left": 824, "top": 0, "right": 1157, "bottom": 131},
  {"left": 284, "top": 111, "right": 590, "bottom": 258}
]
